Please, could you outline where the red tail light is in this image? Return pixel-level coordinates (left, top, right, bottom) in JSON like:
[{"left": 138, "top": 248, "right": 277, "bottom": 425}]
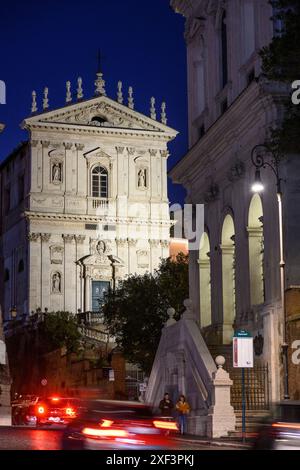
[
  {"left": 82, "top": 427, "right": 129, "bottom": 438},
  {"left": 100, "top": 419, "right": 114, "bottom": 427},
  {"left": 65, "top": 407, "right": 76, "bottom": 417},
  {"left": 153, "top": 420, "right": 179, "bottom": 431},
  {"left": 37, "top": 405, "right": 45, "bottom": 415},
  {"left": 272, "top": 422, "right": 300, "bottom": 430}
]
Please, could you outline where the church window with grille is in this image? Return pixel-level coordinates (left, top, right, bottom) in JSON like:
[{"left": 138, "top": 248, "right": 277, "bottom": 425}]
[{"left": 91, "top": 165, "right": 108, "bottom": 198}]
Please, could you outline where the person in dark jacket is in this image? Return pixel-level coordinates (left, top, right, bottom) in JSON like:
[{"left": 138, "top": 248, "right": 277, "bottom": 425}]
[{"left": 158, "top": 393, "right": 174, "bottom": 416}]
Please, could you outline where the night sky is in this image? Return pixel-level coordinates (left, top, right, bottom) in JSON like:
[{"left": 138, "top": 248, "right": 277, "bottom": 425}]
[{"left": 0, "top": 0, "right": 187, "bottom": 204}]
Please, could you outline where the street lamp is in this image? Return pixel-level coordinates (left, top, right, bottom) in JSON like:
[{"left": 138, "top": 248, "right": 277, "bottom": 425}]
[{"left": 251, "top": 144, "right": 289, "bottom": 400}]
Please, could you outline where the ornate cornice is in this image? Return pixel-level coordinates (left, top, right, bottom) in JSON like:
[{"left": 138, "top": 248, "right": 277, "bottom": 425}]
[{"left": 23, "top": 210, "right": 171, "bottom": 227}]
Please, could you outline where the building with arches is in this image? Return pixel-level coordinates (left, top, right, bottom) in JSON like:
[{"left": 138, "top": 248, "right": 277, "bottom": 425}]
[
  {"left": 170, "top": 0, "right": 300, "bottom": 402},
  {"left": 0, "top": 73, "right": 177, "bottom": 322}
]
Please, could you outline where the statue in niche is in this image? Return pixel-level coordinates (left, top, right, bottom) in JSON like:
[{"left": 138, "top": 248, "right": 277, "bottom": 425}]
[
  {"left": 138, "top": 168, "right": 147, "bottom": 188},
  {"left": 52, "top": 162, "right": 62, "bottom": 183},
  {"left": 52, "top": 272, "right": 61, "bottom": 293},
  {"left": 96, "top": 240, "right": 106, "bottom": 255}
]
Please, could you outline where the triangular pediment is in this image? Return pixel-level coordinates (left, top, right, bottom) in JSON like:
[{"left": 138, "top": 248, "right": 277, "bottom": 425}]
[{"left": 22, "top": 95, "right": 177, "bottom": 137}]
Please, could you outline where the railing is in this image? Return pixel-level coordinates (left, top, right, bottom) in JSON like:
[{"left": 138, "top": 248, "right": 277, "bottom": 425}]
[
  {"left": 78, "top": 325, "right": 113, "bottom": 344},
  {"left": 92, "top": 198, "right": 109, "bottom": 210},
  {"left": 76, "top": 311, "right": 103, "bottom": 325},
  {"left": 229, "top": 364, "right": 270, "bottom": 410}
]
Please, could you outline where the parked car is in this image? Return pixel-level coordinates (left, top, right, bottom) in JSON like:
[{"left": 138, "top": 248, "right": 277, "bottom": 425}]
[
  {"left": 12, "top": 394, "right": 39, "bottom": 425},
  {"left": 34, "top": 396, "right": 82, "bottom": 426},
  {"left": 62, "top": 399, "right": 179, "bottom": 450},
  {"left": 253, "top": 401, "right": 300, "bottom": 450}
]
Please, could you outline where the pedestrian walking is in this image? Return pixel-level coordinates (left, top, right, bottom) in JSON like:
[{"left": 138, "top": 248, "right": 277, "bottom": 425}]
[
  {"left": 175, "top": 394, "right": 190, "bottom": 435},
  {"left": 158, "top": 392, "right": 174, "bottom": 417}
]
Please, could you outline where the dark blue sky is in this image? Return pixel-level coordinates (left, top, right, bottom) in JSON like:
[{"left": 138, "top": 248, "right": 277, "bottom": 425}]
[{"left": 0, "top": 0, "right": 187, "bottom": 203}]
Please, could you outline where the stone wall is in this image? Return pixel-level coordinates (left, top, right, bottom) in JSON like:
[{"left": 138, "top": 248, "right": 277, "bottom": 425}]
[{"left": 286, "top": 287, "right": 300, "bottom": 400}]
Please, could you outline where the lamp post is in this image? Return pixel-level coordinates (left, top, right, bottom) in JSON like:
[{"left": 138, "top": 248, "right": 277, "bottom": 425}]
[{"left": 250, "top": 144, "right": 289, "bottom": 400}]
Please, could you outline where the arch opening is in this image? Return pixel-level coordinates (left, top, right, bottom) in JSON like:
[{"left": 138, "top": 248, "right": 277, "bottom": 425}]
[{"left": 248, "top": 194, "right": 264, "bottom": 305}]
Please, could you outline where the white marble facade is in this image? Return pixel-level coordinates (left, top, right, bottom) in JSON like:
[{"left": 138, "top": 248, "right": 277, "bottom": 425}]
[
  {"left": 170, "top": 0, "right": 298, "bottom": 402},
  {"left": 0, "top": 82, "right": 177, "bottom": 318}
]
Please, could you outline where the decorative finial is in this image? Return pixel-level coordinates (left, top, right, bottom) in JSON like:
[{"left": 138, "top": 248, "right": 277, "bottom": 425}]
[
  {"left": 77, "top": 77, "right": 83, "bottom": 100},
  {"left": 43, "top": 87, "right": 49, "bottom": 110},
  {"left": 128, "top": 86, "right": 134, "bottom": 109},
  {"left": 150, "top": 97, "right": 156, "bottom": 120},
  {"left": 66, "top": 81, "right": 72, "bottom": 103},
  {"left": 95, "top": 71, "right": 106, "bottom": 96},
  {"left": 94, "top": 51, "right": 106, "bottom": 96},
  {"left": 161, "top": 102, "right": 167, "bottom": 125},
  {"left": 117, "top": 81, "right": 123, "bottom": 104},
  {"left": 31, "top": 91, "right": 37, "bottom": 113}
]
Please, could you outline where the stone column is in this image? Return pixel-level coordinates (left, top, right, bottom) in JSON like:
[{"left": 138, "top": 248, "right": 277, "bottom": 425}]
[
  {"left": 75, "top": 144, "right": 86, "bottom": 196},
  {"left": 160, "top": 239, "right": 169, "bottom": 261},
  {"left": 64, "top": 142, "right": 73, "bottom": 194},
  {"left": 220, "top": 244, "right": 236, "bottom": 344},
  {"left": 41, "top": 140, "right": 50, "bottom": 192},
  {"left": 30, "top": 140, "right": 40, "bottom": 192},
  {"left": 206, "top": 356, "right": 236, "bottom": 438},
  {"left": 84, "top": 273, "right": 91, "bottom": 312},
  {"left": 40, "top": 233, "right": 51, "bottom": 311},
  {"left": 63, "top": 234, "right": 75, "bottom": 312},
  {"left": 28, "top": 233, "right": 41, "bottom": 312},
  {"left": 0, "top": 306, "right": 11, "bottom": 426},
  {"left": 75, "top": 236, "right": 86, "bottom": 313},
  {"left": 160, "top": 150, "right": 168, "bottom": 201},
  {"left": 127, "top": 238, "right": 137, "bottom": 275},
  {"left": 198, "top": 258, "right": 211, "bottom": 327},
  {"left": 149, "top": 239, "right": 160, "bottom": 272}
]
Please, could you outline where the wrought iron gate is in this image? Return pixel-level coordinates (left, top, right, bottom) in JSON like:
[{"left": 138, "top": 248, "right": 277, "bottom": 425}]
[{"left": 229, "top": 364, "right": 270, "bottom": 410}]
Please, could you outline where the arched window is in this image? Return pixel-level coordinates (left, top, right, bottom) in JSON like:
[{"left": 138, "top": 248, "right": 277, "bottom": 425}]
[
  {"left": 18, "top": 259, "right": 24, "bottom": 273},
  {"left": 221, "top": 10, "right": 228, "bottom": 88},
  {"left": 199, "top": 232, "right": 211, "bottom": 327},
  {"left": 248, "top": 194, "right": 264, "bottom": 305},
  {"left": 91, "top": 165, "right": 108, "bottom": 198},
  {"left": 4, "top": 268, "right": 9, "bottom": 282},
  {"left": 221, "top": 214, "right": 235, "bottom": 343}
]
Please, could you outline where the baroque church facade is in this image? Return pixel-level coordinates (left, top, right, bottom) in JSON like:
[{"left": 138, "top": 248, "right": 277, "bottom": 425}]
[{"left": 0, "top": 72, "right": 177, "bottom": 320}]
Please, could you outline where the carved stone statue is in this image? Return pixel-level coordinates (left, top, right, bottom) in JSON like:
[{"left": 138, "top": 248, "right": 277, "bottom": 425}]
[
  {"left": 52, "top": 163, "right": 62, "bottom": 183},
  {"left": 138, "top": 168, "right": 147, "bottom": 188},
  {"left": 96, "top": 240, "right": 106, "bottom": 255},
  {"left": 52, "top": 272, "right": 61, "bottom": 293}
]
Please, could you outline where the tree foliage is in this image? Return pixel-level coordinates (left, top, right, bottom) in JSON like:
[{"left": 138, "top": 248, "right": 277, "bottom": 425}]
[
  {"left": 102, "top": 253, "right": 189, "bottom": 374},
  {"left": 260, "top": 1, "right": 300, "bottom": 153},
  {"left": 41, "top": 311, "right": 82, "bottom": 353}
]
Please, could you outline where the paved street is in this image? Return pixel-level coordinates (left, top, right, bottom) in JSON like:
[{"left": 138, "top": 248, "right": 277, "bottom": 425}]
[{"left": 0, "top": 427, "right": 239, "bottom": 450}]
